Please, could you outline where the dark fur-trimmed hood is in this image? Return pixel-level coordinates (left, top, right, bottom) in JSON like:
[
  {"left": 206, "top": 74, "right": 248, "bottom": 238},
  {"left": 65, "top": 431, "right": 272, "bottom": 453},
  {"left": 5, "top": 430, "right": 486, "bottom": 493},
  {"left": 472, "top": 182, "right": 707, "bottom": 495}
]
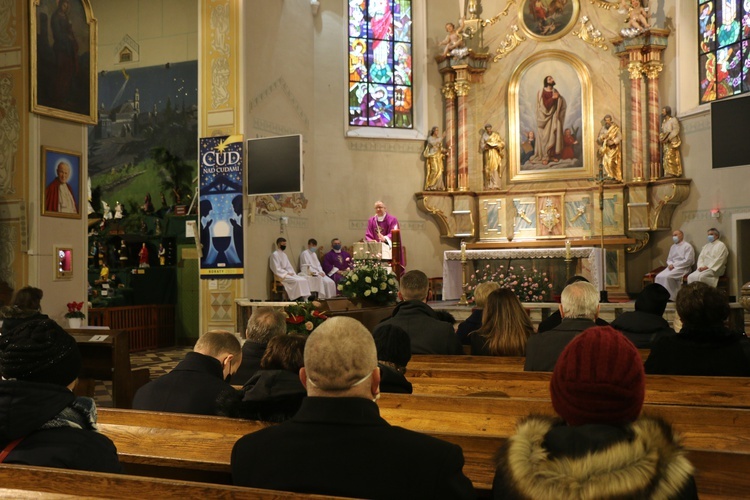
[{"left": 493, "top": 415, "right": 696, "bottom": 499}]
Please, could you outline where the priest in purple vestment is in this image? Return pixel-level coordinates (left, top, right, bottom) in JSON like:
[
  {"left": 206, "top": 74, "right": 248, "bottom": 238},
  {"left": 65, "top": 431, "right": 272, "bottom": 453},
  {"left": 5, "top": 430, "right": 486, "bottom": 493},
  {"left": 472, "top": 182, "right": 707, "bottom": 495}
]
[
  {"left": 365, "top": 201, "right": 399, "bottom": 244},
  {"left": 321, "top": 238, "right": 352, "bottom": 288}
]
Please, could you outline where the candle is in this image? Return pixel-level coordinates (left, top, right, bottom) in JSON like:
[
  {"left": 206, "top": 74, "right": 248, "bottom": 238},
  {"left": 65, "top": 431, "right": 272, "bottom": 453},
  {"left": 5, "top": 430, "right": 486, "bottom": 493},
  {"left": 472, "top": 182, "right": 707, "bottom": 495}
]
[
  {"left": 458, "top": 0, "right": 464, "bottom": 18},
  {"left": 461, "top": 241, "right": 466, "bottom": 261},
  {"left": 565, "top": 240, "right": 571, "bottom": 259}
]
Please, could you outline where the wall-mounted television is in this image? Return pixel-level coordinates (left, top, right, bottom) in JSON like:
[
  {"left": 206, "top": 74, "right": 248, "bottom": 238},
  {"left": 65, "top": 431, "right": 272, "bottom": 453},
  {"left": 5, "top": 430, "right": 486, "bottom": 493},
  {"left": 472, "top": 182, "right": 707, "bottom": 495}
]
[
  {"left": 712, "top": 97, "right": 750, "bottom": 169},
  {"left": 246, "top": 134, "right": 303, "bottom": 196}
]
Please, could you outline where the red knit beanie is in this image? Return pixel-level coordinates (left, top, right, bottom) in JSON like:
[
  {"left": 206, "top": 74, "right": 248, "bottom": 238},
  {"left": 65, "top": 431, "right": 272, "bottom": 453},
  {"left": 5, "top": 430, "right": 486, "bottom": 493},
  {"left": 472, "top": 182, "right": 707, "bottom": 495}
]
[{"left": 550, "top": 326, "right": 645, "bottom": 426}]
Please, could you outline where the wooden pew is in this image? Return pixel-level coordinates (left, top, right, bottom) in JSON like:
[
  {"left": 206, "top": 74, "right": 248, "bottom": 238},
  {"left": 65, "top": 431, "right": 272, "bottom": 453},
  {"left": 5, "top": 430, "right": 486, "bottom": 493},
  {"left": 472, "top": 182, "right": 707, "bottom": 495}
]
[
  {"left": 0, "top": 463, "right": 339, "bottom": 499},
  {"left": 409, "top": 350, "right": 650, "bottom": 369},
  {"left": 404, "top": 365, "right": 750, "bottom": 408},
  {"left": 97, "top": 397, "right": 750, "bottom": 498},
  {"left": 378, "top": 394, "right": 750, "bottom": 499}
]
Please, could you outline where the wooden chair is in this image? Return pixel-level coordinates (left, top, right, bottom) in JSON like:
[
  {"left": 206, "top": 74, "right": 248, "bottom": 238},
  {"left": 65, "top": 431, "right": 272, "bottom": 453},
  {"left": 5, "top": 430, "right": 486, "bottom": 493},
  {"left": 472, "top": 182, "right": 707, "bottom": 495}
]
[
  {"left": 269, "top": 276, "right": 289, "bottom": 301},
  {"left": 428, "top": 277, "right": 443, "bottom": 301}
]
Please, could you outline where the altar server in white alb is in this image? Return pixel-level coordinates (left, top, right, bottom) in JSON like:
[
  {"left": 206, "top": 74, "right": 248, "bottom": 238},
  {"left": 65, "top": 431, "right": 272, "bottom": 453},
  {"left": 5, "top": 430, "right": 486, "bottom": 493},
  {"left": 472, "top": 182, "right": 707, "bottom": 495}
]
[
  {"left": 299, "top": 238, "right": 337, "bottom": 299},
  {"left": 655, "top": 229, "right": 695, "bottom": 300},
  {"left": 687, "top": 228, "right": 729, "bottom": 288},
  {"left": 269, "top": 237, "right": 311, "bottom": 301}
]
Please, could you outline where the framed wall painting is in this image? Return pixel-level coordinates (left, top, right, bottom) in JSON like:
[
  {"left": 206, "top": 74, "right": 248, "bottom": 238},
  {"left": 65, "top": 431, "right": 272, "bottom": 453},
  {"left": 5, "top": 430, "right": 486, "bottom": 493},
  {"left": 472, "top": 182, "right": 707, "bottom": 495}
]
[
  {"left": 42, "top": 146, "right": 82, "bottom": 218},
  {"left": 30, "top": 0, "right": 97, "bottom": 124},
  {"left": 508, "top": 50, "right": 595, "bottom": 183},
  {"left": 518, "top": 0, "right": 580, "bottom": 42}
]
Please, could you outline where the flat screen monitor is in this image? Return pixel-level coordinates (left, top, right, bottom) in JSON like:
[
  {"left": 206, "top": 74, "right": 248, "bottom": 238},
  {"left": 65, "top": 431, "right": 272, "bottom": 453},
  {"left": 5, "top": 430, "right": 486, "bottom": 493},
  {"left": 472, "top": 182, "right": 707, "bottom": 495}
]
[
  {"left": 711, "top": 97, "right": 750, "bottom": 169},
  {"left": 246, "top": 134, "right": 303, "bottom": 195}
]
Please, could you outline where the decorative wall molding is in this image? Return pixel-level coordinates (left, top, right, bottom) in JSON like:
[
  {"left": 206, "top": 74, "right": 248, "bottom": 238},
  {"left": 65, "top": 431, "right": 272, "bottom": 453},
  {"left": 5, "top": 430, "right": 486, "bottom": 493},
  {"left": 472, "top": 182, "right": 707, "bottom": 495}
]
[
  {"left": 248, "top": 77, "right": 310, "bottom": 129},
  {"left": 347, "top": 140, "right": 423, "bottom": 154}
]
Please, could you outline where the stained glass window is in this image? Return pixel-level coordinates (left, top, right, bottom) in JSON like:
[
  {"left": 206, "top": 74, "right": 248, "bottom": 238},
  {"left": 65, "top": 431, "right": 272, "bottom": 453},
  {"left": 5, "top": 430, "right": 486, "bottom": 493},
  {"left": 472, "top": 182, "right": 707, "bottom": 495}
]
[
  {"left": 698, "top": 0, "right": 750, "bottom": 103},
  {"left": 349, "top": 0, "right": 413, "bottom": 128}
]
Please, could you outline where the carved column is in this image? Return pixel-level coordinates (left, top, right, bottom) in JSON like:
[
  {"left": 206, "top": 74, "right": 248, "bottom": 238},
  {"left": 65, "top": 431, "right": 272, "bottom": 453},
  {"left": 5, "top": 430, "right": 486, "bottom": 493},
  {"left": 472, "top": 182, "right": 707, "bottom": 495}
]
[
  {"left": 441, "top": 78, "right": 457, "bottom": 191},
  {"left": 454, "top": 67, "right": 470, "bottom": 191},
  {"left": 644, "top": 61, "right": 662, "bottom": 180},
  {"left": 627, "top": 61, "right": 644, "bottom": 181}
]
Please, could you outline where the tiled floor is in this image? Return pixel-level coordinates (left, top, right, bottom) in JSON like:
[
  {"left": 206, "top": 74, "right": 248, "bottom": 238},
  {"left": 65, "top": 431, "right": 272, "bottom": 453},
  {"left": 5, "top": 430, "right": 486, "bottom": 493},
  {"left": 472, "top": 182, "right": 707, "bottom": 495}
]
[{"left": 93, "top": 346, "right": 191, "bottom": 408}]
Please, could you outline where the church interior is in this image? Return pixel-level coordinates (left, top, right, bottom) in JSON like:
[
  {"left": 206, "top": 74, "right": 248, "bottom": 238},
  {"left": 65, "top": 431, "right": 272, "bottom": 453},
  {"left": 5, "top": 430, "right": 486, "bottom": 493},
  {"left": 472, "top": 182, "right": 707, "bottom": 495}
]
[{"left": 1, "top": 0, "right": 750, "bottom": 497}]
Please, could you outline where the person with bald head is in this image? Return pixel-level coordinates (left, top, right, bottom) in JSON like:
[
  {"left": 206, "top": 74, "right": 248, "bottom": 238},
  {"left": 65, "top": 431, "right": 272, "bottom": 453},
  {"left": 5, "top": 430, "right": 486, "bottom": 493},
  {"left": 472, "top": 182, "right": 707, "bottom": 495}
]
[
  {"left": 365, "top": 200, "right": 399, "bottom": 244},
  {"left": 231, "top": 316, "right": 474, "bottom": 499},
  {"left": 655, "top": 229, "right": 695, "bottom": 300}
]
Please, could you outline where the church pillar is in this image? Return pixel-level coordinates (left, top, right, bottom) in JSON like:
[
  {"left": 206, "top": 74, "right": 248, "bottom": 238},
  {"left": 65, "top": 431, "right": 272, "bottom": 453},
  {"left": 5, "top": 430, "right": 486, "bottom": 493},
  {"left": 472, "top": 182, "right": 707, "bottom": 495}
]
[
  {"left": 454, "top": 67, "right": 470, "bottom": 191},
  {"left": 627, "top": 61, "right": 644, "bottom": 181},
  {"left": 644, "top": 61, "right": 663, "bottom": 180},
  {"left": 441, "top": 78, "right": 457, "bottom": 191}
]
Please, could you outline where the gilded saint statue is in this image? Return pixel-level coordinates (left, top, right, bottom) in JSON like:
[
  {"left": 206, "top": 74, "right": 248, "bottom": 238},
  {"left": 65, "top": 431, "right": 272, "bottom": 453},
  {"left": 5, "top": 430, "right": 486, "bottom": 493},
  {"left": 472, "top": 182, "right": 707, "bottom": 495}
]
[
  {"left": 479, "top": 124, "right": 504, "bottom": 190},
  {"left": 596, "top": 115, "right": 622, "bottom": 182},
  {"left": 660, "top": 106, "right": 683, "bottom": 178},
  {"left": 423, "top": 126, "right": 447, "bottom": 191}
]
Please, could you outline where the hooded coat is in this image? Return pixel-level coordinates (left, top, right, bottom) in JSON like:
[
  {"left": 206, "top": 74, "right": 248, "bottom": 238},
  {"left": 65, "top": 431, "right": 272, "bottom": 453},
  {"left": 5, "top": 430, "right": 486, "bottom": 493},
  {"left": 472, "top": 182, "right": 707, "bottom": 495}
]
[
  {"left": 0, "top": 380, "right": 120, "bottom": 472},
  {"left": 492, "top": 415, "right": 697, "bottom": 499}
]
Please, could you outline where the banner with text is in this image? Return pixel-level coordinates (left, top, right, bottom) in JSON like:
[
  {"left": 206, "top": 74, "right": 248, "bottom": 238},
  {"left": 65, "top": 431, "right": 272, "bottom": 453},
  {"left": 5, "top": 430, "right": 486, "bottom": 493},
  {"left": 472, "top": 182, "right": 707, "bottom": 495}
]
[{"left": 199, "top": 135, "right": 244, "bottom": 279}]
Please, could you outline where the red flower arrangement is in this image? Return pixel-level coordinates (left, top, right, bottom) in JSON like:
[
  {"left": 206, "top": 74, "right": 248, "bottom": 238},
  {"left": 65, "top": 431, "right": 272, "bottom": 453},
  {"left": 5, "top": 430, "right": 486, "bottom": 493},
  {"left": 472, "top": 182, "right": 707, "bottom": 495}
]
[
  {"left": 65, "top": 302, "right": 85, "bottom": 319},
  {"left": 284, "top": 302, "right": 328, "bottom": 334}
]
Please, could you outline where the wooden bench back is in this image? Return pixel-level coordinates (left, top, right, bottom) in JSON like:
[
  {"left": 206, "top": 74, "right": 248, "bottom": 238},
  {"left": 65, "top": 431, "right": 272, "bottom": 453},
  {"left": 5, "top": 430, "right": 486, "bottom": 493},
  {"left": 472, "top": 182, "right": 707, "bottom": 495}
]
[{"left": 0, "top": 463, "right": 340, "bottom": 499}]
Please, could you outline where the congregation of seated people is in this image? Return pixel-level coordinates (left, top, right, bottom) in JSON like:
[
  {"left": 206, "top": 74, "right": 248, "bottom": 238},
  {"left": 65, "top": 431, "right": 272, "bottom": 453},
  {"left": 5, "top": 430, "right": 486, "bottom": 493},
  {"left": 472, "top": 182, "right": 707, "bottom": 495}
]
[{"left": 1, "top": 254, "right": 746, "bottom": 499}]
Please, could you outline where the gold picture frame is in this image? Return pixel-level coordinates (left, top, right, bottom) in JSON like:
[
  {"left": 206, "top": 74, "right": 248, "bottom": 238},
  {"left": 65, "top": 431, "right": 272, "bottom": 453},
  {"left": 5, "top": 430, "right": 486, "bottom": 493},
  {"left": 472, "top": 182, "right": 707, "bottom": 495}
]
[
  {"left": 41, "top": 146, "right": 82, "bottom": 219},
  {"left": 518, "top": 0, "right": 580, "bottom": 42},
  {"left": 508, "top": 50, "right": 595, "bottom": 183},
  {"left": 30, "top": 0, "right": 97, "bottom": 124}
]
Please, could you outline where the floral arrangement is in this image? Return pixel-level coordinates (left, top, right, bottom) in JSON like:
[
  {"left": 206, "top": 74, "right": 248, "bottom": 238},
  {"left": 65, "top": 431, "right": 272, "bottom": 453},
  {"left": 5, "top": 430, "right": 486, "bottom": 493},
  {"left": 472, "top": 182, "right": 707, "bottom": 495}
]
[
  {"left": 284, "top": 302, "right": 328, "bottom": 334},
  {"left": 467, "top": 263, "right": 553, "bottom": 303},
  {"left": 338, "top": 256, "right": 398, "bottom": 305},
  {"left": 65, "top": 302, "right": 86, "bottom": 319}
]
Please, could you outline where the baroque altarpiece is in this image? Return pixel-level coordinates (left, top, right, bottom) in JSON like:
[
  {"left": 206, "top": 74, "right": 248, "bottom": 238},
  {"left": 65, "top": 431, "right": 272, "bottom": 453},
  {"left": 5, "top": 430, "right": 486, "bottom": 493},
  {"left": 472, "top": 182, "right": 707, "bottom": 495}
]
[{"left": 416, "top": 0, "right": 691, "bottom": 298}]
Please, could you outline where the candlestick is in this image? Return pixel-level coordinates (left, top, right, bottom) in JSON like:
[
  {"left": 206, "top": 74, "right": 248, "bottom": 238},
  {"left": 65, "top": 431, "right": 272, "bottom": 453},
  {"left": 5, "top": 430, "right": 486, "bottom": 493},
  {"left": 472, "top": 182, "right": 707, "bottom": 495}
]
[
  {"left": 461, "top": 241, "right": 466, "bottom": 261},
  {"left": 565, "top": 240, "right": 571, "bottom": 259}
]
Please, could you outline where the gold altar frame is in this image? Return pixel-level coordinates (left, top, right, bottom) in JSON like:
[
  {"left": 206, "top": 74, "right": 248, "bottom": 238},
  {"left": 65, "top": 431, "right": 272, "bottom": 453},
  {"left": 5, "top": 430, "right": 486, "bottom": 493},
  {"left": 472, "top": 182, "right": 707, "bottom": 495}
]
[
  {"left": 508, "top": 50, "right": 595, "bottom": 183},
  {"left": 518, "top": 0, "right": 580, "bottom": 42},
  {"left": 30, "top": 0, "right": 98, "bottom": 124}
]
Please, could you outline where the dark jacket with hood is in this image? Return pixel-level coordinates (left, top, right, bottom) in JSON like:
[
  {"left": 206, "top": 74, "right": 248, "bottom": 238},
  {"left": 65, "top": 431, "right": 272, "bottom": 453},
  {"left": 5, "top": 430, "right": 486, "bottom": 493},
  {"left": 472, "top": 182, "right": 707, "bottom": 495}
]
[
  {"left": 492, "top": 415, "right": 698, "bottom": 499},
  {"left": 0, "top": 380, "right": 120, "bottom": 473},
  {"left": 375, "top": 300, "right": 462, "bottom": 355},
  {"left": 219, "top": 369, "right": 306, "bottom": 423},
  {"left": 645, "top": 324, "right": 750, "bottom": 376},
  {"left": 610, "top": 310, "right": 676, "bottom": 349},
  {"left": 132, "top": 351, "right": 234, "bottom": 415}
]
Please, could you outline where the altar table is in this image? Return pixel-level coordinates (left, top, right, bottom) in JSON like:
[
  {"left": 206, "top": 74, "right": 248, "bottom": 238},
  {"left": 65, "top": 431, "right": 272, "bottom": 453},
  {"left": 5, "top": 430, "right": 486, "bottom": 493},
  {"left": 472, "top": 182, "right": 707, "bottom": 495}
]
[{"left": 442, "top": 247, "right": 604, "bottom": 301}]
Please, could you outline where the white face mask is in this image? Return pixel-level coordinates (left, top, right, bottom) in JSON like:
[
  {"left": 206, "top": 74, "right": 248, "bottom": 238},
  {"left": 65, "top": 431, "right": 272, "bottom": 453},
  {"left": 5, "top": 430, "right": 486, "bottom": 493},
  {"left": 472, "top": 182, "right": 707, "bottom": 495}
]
[
  {"left": 708, "top": 235, "right": 716, "bottom": 243},
  {"left": 672, "top": 236, "right": 679, "bottom": 244}
]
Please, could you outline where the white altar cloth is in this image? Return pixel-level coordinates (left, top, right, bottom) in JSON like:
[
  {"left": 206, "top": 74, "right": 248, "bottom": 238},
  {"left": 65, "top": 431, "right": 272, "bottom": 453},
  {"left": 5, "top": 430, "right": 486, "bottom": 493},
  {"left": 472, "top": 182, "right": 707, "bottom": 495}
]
[{"left": 442, "top": 247, "right": 604, "bottom": 301}]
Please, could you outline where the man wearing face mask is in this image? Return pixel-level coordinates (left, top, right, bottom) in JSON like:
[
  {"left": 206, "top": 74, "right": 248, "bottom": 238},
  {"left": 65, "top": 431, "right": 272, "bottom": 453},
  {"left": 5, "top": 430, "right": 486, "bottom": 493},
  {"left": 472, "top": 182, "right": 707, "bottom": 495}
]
[
  {"left": 687, "top": 228, "right": 729, "bottom": 288},
  {"left": 231, "top": 317, "right": 474, "bottom": 498},
  {"left": 655, "top": 229, "right": 695, "bottom": 300},
  {"left": 133, "top": 331, "right": 241, "bottom": 416},
  {"left": 299, "top": 238, "right": 336, "bottom": 299},
  {"left": 321, "top": 238, "right": 352, "bottom": 288},
  {"left": 269, "top": 237, "right": 311, "bottom": 301}
]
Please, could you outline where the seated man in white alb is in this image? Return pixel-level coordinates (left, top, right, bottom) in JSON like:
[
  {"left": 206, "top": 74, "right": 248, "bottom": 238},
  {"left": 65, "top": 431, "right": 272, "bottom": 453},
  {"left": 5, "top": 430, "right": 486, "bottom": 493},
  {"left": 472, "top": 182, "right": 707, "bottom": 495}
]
[
  {"left": 269, "top": 237, "right": 311, "bottom": 301},
  {"left": 687, "top": 227, "right": 728, "bottom": 288},
  {"left": 655, "top": 229, "right": 695, "bottom": 300},
  {"left": 300, "top": 238, "right": 336, "bottom": 299}
]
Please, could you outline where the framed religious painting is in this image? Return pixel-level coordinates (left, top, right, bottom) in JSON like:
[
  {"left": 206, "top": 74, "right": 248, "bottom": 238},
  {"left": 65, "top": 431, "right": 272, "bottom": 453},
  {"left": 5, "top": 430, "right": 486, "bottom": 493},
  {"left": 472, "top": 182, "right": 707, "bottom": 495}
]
[
  {"left": 30, "top": 0, "right": 98, "bottom": 124},
  {"left": 518, "top": 0, "right": 580, "bottom": 41},
  {"left": 508, "top": 50, "right": 595, "bottom": 183},
  {"left": 41, "top": 146, "right": 82, "bottom": 219}
]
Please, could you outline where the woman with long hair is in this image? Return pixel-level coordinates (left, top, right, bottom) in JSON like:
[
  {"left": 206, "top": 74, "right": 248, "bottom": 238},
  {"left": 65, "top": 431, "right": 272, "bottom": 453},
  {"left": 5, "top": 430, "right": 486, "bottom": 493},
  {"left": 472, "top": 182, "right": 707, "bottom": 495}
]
[{"left": 470, "top": 288, "right": 533, "bottom": 356}]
